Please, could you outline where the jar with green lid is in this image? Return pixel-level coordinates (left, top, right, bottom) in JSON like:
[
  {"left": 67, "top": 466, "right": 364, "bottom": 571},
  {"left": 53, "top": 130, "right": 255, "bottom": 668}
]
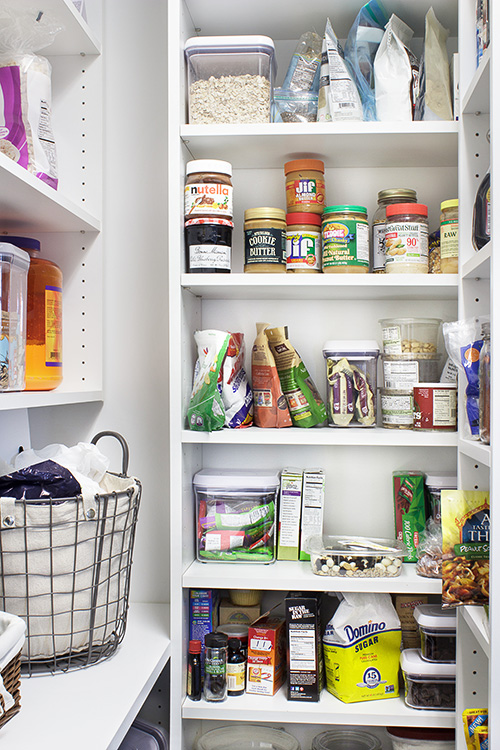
[
  {"left": 244, "top": 207, "right": 286, "bottom": 273},
  {"left": 440, "top": 199, "right": 459, "bottom": 273},
  {"left": 322, "top": 205, "right": 369, "bottom": 273},
  {"left": 371, "top": 189, "right": 417, "bottom": 273}
]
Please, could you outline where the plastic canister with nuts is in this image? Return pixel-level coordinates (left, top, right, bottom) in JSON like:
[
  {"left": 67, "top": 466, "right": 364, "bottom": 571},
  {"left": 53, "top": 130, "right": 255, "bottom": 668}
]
[{"left": 384, "top": 203, "right": 429, "bottom": 274}]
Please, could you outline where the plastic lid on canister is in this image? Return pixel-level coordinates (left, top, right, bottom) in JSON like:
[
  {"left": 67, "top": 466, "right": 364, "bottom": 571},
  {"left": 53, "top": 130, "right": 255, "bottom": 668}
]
[
  {"left": 323, "top": 340, "right": 380, "bottom": 355},
  {"left": 193, "top": 468, "right": 280, "bottom": 490},
  {"left": 286, "top": 212, "right": 322, "bottom": 226},
  {"left": 186, "top": 159, "right": 232, "bottom": 177},
  {"left": 216, "top": 623, "right": 249, "bottom": 641},
  {"left": 0, "top": 243, "right": 31, "bottom": 269},
  {"left": 441, "top": 199, "right": 459, "bottom": 210},
  {"left": 424, "top": 470, "right": 457, "bottom": 489},
  {"left": 387, "top": 727, "right": 455, "bottom": 741},
  {"left": 377, "top": 188, "right": 417, "bottom": 202},
  {"left": 323, "top": 205, "right": 367, "bottom": 215},
  {"left": 413, "top": 382, "right": 457, "bottom": 389},
  {"left": 244, "top": 207, "right": 286, "bottom": 222},
  {"left": 413, "top": 604, "right": 457, "bottom": 631},
  {"left": 401, "top": 648, "right": 456, "bottom": 678},
  {"left": 185, "top": 35, "right": 275, "bottom": 56},
  {"left": 2, "top": 236, "right": 41, "bottom": 252},
  {"left": 284, "top": 159, "right": 324, "bottom": 174},
  {"left": 386, "top": 203, "right": 428, "bottom": 217},
  {"left": 204, "top": 631, "right": 228, "bottom": 648}
]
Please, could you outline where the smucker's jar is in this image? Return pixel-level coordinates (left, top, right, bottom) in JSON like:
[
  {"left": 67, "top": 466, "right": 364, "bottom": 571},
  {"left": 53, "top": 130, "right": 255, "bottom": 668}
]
[
  {"left": 285, "top": 212, "right": 322, "bottom": 272},
  {"left": 284, "top": 159, "right": 325, "bottom": 214},
  {"left": 371, "top": 189, "right": 417, "bottom": 273},
  {"left": 385, "top": 203, "right": 429, "bottom": 274},
  {"left": 322, "top": 205, "right": 369, "bottom": 273},
  {"left": 440, "top": 199, "right": 459, "bottom": 273},
  {"left": 185, "top": 218, "right": 233, "bottom": 273},
  {"left": 184, "top": 159, "right": 233, "bottom": 220},
  {"left": 244, "top": 207, "right": 286, "bottom": 273}
]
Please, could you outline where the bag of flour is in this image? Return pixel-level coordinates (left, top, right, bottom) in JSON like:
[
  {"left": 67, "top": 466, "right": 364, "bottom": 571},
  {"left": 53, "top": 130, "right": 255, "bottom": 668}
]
[
  {"left": 374, "top": 15, "right": 419, "bottom": 121},
  {"left": 323, "top": 592, "right": 401, "bottom": 703}
]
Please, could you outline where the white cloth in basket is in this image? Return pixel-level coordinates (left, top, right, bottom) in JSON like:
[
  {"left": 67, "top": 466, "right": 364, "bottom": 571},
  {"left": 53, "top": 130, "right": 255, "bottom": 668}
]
[{"left": 0, "top": 611, "right": 25, "bottom": 715}]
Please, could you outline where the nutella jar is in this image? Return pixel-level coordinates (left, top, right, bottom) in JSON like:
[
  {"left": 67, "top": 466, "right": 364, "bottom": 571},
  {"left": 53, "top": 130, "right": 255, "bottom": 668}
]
[
  {"left": 284, "top": 159, "right": 325, "bottom": 215},
  {"left": 244, "top": 207, "right": 286, "bottom": 273},
  {"left": 184, "top": 159, "right": 233, "bottom": 220}
]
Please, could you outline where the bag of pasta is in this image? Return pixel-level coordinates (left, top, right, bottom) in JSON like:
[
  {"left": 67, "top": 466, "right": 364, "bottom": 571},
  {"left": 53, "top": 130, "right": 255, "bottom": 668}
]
[{"left": 441, "top": 490, "right": 489, "bottom": 608}]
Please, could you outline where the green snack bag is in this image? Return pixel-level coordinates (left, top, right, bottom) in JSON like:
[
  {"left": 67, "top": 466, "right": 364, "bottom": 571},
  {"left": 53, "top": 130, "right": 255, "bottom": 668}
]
[
  {"left": 393, "top": 471, "right": 426, "bottom": 562},
  {"left": 266, "top": 326, "right": 327, "bottom": 428},
  {"left": 187, "top": 329, "right": 230, "bottom": 432}
]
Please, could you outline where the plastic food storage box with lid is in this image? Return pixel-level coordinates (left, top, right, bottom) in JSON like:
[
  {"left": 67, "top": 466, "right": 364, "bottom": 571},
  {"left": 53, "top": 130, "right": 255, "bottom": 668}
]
[
  {"left": 424, "top": 470, "right": 457, "bottom": 522},
  {"left": 413, "top": 604, "right": 456, "bottom": 663},
  {"left": 193, "top": 469, "right": 279, "bottom": 563},
  {"left": 184, "top": 36, "right": 276, "bottom": 124},
  {"left": 323, "top": 341, "right": 379, "bottom": 427},
  {"left": 386, "top": 726, "right": 455, "bottom": 750},
  {"left": 195, "top": 724, "right": 300, "bottom": 750},
  {"left": 400, "top": 648, "right": 456, "bottom": 710},
  {"left": 306, "top": 535, "right": 406, "bottom": 578},
  {"left": 379, "top": 317, "right": 441, "bottom": 356},
  {"left": 0, "top": 242, "right": 30, "bottom": 392}
]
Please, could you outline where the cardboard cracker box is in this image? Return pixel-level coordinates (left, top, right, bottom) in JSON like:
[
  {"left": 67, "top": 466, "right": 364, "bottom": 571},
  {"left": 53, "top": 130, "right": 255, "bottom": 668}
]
[
  {"left": 277, "top": 468, "right": 303, "bottom": 561},
  {"left": 246, "top": 613, "right": 286, "bottom": 696},
  {"left": 299, "top": 469, "right": 325, "bottom": 561}
]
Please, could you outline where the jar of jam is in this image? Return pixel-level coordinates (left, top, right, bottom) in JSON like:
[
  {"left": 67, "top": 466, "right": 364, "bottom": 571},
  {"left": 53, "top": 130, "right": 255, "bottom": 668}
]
[
  {"left": 322, "top": 205, "right": 369, "bottom": 273},
  {"left": 371, "top": 189, "right": 417, "bottom": 273},
  {"left": 185, "top": 218, "right": 233, "bottom": 273},
  {"left": 184, "top": 159, "right": 233, "bottom": 220},
  {"left": 286, "top": 213, "right": 322, "bottom": 272},
  {"left": 284, "top": 159, "right": 325, "bottom": 215},
  {"left": 440, "top": 199, "right": 459, "bottom": 274},
  {"left": 244, "top": 208, "right": 286, "bottom": 273},
  {"left": 385, "top": 203, "right": 429, "bottom": 274}
]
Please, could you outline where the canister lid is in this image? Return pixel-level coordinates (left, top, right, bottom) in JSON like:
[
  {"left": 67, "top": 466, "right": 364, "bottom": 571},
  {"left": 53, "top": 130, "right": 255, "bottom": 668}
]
[
  {"left": 413, "top": 604, "right": 457, "bottom": 630},
  {"left": 441, "top": 199, "right": 459, "bottom": 210},
  {"left": 424, "top": 470, "right": 457, "bottom": 489},
  {"left": 244, "top": 207, "right": 286, "bottom": 222},
  {"left": 185, "top": 218, "right": 234, "bottom": 228},
  {"left": 377, "top": 188, "right": 417, "bottom": 202},
  {"left": 217, "top": 623, "right": 249, "bottom": 640},
  {"left": 2, "top": 236, "right": 40, "bottom": 252},
  {"left": 323, "top": 205, "right": 367, "bottom": 215},
  {"left": 284, "top": 159, "right": 324, "bottom": 174},
  {"left": 186, "top": 159, "right": 232, "bottom": 177},
  {"left": 401, "top": 648, "right": 456, "bottom": 678},
  {"left": 386, "top": 203, "right": 428, "bottom": 217},
  {"left": 193, "top": 468, "right": 280, "bottom": 489},
  {"left": 413, "top": 383, "right": 457, "bottom": 390},
  {"left": 323, "top": 340, "right": 380, "bottom": 354},
  {"left": 204, "top": 631, "right": 228, "bottom": 648},
  {"left": 0, "top": 242, "right": 30, "bottom": 270},
  {"left": 185, "top": 35, "right": 275, "bottom": 56},
  {"left": 286, "top": 212, "right": 322, "bottom": 226}
]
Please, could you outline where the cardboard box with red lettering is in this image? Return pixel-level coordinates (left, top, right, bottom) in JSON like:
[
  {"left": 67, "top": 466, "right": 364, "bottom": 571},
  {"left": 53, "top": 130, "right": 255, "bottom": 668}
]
[{"left": 246, "top": 611, "right": 286, "bottom": 696}]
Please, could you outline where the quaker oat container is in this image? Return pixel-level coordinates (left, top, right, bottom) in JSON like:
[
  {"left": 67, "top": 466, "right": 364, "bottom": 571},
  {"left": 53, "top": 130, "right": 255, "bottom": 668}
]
[
  {"left": 193, "top": 469, "right": 279, "bottom": 563},
  {"left": 322, "top": 205, "right": 369, "bottom": 273},
  {"left": 387, "top": 727, "right": 455, "bottom": 750},
  {"left": 400, "top": 648, "right": 456, "bottom": 710},
  {"left": 185, "top": 36, "right": 276, "bottom": 124},
  {"left": 385, "top": 203, "right": 429, "bottom": 274},
  {"left": 244, "top": 208, "right": 286, "bottom": 273},
  {"left": 196, "top": 725, "right": 300, "bottom": 750},
  {"left": 284, "top": 159, "right": 325, "bottom": 215},
  {"left": 424, "top": 470, "right": 457, "bottom": 523},
  {"left": 371, "top": 188, "right": 417, "bottom": 273},
  {"left": 312, "top": 729, "right": 382, "bottom": 750},
  {"left": 323, "top": 341, "right": 379, "bottom": 427},
  {"left": 413, "top": 604, "right": 456, "bottom": 663},
  {"left": 286, "top": 212, "right": 322, "bottom": 272},
  {"left": 0, "top": 242, "right": 30, "bottom": 391}
]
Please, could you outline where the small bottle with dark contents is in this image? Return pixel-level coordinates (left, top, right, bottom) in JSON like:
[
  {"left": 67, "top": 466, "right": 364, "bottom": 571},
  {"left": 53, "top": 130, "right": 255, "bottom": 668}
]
[
  {"left": 227, "top": 637, "right": 246, "bottom": 696},
  {"left": 203, "top": 632, "right": 227, "bottom": 702},
  {"left": 186, "top": 639, "right": 201, "bottom": 701}
]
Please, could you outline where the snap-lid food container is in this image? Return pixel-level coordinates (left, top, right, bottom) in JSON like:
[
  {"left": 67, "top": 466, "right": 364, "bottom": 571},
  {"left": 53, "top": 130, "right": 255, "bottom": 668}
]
[
  {"left": 195, "top": 724, "right": 300, "bottom": 750},
  {"left": 413, "top": 604, "right": 456, "bottom": 663},
  {"left": 306, "top": 535, "right": 406, "bottom": 578},
  {"left": 193, "top": 469, "right": 279, "bottom": 563},
  {"left": 379, "top": 317, "right": 441, "bottom": 356},
  {"left": 400, "top": 648, "right": 456, "bottom": 710},
  {"left": 424, "top": 470, "right": 457, "bottom": 523},
  {"left": 185, "top": 36, "right": 276, "bottom": 124},
  {"left": 312, "top": 729, "right": 382, "bottom": 750},
  {"left": 387, "top": 726, "right": 455, "bottom": 750},
  {"left": 323, "top": 341, "right": 379, "bottom": 427},
  {"left": 0, "top": 242, "right": 30, "bottom": 391}
]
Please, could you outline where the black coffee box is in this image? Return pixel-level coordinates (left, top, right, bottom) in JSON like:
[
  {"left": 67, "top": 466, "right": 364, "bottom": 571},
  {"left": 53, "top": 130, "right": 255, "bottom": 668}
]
[{"left": 285, "top": 592, "right": 324, "bottom": 701}]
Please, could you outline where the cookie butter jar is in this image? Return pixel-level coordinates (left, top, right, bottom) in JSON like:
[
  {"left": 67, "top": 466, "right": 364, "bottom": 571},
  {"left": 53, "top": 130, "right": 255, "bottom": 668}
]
[{"left": 244, "top": 208, "right": 286, "bottom": 273}]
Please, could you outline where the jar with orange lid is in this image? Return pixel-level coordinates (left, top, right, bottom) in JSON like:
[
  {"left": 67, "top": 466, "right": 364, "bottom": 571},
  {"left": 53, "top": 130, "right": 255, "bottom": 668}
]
[
  {"left": 322, "top": 205, "right": 369, "bottom": 273},
  {"left": 286, "top": 213, "right": 322, "bottom": 272},
  {"left": 6, "top": 236, "right": 63, "bottom": 390},
  {"left": 244, "top": 207, "right": 286, "bottom": 273},
  {"left": 385, "top": 203, "right": 429, "bottom": 274},
  {"left": 284, "top": 159, "right": 325, "bottom": 215},
  {"left": 440, "top": 199, "right": 458, "bottom": 273}
]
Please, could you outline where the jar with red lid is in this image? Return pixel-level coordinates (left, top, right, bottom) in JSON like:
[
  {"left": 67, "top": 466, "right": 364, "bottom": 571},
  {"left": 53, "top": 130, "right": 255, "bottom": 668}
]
[
  {"left": 286, "top": 213, "right": 322, "bottom": 272},
  {"left": 385, "top": 203, "right": 429, "bottom": 274},
  {"left": 284, "top": 159, "right": 325, "bottom": 214}
]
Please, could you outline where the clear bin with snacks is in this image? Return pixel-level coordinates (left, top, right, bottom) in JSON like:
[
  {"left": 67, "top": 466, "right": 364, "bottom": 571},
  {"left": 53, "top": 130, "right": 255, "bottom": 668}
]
[
  {"left": 306, "top": 535, "right": 406, "bottom": 578},
  {"left": 323, "top": 341, "right": 379, "bottom": 427}
]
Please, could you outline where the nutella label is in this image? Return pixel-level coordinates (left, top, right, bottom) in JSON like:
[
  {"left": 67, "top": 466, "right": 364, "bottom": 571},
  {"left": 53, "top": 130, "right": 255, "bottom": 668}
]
[{"left": 185, "top": 182, "right": 233, "bottom": 218}]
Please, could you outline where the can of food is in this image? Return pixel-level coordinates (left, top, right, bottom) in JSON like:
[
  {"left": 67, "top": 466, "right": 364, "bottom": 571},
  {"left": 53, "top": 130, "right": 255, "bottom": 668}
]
[
  {"left": 380, "top": 389, "right": 414, "bottom": 429},
  {"left": 413, "top": 384, "right": 457, "bottom": 431},
  {"left": 322, "top": 205, "right": 369, "bottom": 273}
]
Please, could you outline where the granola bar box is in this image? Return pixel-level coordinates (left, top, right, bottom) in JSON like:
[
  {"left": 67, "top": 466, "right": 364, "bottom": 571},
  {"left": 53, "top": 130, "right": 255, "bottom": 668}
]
[{"left": 393, "top": 471, "right": 426, "bottom": 563}]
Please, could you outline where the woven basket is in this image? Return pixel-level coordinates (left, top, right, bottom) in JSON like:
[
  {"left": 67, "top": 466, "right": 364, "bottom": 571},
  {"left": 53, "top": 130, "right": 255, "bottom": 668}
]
[{"left": 0, "top": 649, "right": 21, "bottom": 729}]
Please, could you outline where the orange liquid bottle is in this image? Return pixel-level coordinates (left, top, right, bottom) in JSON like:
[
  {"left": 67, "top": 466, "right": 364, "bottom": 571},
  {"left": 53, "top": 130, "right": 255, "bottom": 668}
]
[{"left": 7, "top": 237, "right": 62, "bottom": 390}]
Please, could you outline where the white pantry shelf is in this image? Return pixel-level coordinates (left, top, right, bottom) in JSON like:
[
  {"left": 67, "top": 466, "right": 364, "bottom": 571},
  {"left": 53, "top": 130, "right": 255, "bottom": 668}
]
[
  {"left": 181, "top": 122, "right": 459, "bottom": 169},
  {"left": 182, "top": 687, "right": 455, "bottom": 728},
  {"left": 182, "top": 427, "right": 459, "bottom": 448},
  {"left": 1, "top": 603, "right": 170, "bottom": 750},
  {"left": 182, "top": 273, "right": 458, "bottom": 301},
  {"left": 17, "top": 0, "right": 101, "bottom": 56},
  {"left": 459, "top": 437, "right": 491, "bottom": 467},
  {"left": 462, "top": 242, "right": 491, "bottom": 280},
  {"left": 0, "top": 390, "right": 103, "bottom": 412},
  {"left": 182, "top": 559, "right": 441, "bottom": 594},
  {"left": 462, "top": 47, "right": 491, "bottom": 115},
  {"left": 461, "top": 606, "right": 490, "bottom": 657}
]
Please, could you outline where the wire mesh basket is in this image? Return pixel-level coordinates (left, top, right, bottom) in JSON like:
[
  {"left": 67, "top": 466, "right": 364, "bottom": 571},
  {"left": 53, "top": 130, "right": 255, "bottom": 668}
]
[
  {"left": 0, "top": 431, "right": 141, "bottom": 675},
  {"left": 0, "top": 611, "right": 25, "bottom": 727}
]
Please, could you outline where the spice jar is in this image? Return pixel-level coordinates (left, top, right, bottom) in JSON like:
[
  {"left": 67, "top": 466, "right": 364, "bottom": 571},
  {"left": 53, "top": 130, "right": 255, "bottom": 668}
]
[
  {"left": 371, "top": 188, "right": 417, "bottom": 273},
  {"left": 204, "top": 632, "right": 228, "bottom": 702},
  {"left": 322, "top": 205, "right": 369, "bottom": 273},
  {"left": 184, "top": 159, "right": 233, "bottom": 220},
  {"left": 385, "top": 203, "right": 429, "bottom": 274},
  {"left": 286, "top": 213, "right": 321, "bottom": 272},
  {"left": 185, "top": 218, "right": 233, "bottom": 273},
  {"left": 439, "top": 199, "right": 458, "bottom": 273},
  {"left": 479, "top": 320, "right": 490, "bottom": 445},
  {"left": 284, "top": 159, "right": 325, "bottom": 214},
  {"left": 244, "top": 207, "right": 286, "bottom": 273}
]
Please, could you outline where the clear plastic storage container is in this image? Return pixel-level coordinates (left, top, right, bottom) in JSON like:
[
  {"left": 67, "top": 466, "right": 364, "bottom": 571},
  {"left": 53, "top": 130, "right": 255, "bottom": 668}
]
[
  {"left": 400, "top": 648, "right": 456, "bottom": 710},
  {"left": 185, "top": 36, "right": 276, "bottom": 124},
  {"left": 306, "top": 535, "right": 406, "bottom": 578},
  {"left": 323, "top": 341, "right": 379, "bottom": 427},
  {"left": 413, "top": 604, "right": 456, "bottom": 663},
  {"left": 312, "top": 729, "right": 382, "bottom": 750},
  {"left": 0, "top": 243, "right": 30, "bottom": 391},
  {"left": 387, "top": 727, "right": 455, "bottom": 750},
  {"left": 193, "top": 469, "right": 279, "bottom": 563},
  {"left": 195, "top": 725, "right": 300, "bottom": 750},
  {"left": 379, "top": 318, "right": 441, "bottom": 356},
  {"left": 424, "top": 471, "right": 457, "bottom": 523}
]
